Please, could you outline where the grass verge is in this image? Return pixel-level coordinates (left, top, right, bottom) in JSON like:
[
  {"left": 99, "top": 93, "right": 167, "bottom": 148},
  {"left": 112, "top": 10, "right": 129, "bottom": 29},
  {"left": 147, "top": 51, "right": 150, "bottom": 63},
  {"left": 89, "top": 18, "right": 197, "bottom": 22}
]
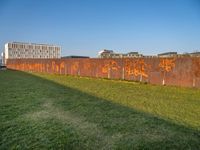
[{"left": 0, "top": 70, "right": 200, "bottom": 149}]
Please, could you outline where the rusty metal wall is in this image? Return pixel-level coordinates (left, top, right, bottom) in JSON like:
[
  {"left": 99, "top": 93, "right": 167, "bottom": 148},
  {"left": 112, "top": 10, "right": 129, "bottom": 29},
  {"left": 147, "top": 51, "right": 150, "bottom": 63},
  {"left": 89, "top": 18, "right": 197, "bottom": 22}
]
[{"left": 6, "top": 57, "right": 200, "bottom": 88}]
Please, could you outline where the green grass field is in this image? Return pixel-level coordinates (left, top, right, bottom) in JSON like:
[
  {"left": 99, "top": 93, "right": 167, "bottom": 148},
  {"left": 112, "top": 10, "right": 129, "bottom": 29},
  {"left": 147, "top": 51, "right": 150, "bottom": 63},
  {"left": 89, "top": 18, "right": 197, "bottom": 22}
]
[{"left": 0, "top": 70, "right": 200, "bottom": 149}]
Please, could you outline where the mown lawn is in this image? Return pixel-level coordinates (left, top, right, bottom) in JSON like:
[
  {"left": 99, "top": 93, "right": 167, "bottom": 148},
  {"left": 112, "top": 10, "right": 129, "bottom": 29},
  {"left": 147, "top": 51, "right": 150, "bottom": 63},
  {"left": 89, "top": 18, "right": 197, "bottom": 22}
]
[{"left": 0, "top": 70, "right": 200, "bottom": 149}]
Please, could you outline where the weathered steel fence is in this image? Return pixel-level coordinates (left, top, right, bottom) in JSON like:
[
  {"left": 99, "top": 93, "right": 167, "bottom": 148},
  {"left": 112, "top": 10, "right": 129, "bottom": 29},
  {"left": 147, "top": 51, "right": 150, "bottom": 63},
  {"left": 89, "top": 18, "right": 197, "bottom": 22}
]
[{"left": 6, "top": 57, "right": 200, "bottom": 88}]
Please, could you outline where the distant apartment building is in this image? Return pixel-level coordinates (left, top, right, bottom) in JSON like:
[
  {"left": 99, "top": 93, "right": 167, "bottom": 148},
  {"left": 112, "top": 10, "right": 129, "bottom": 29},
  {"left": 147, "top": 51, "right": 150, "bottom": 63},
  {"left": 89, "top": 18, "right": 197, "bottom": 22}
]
[
  {"left": 4, "top": 42, "right": 61, "bottom": 64},
  {"left": 158, "top": 52, "right": 177, "bottom": 57},
  {"left": 188, "top": 52, "right": 200, "bottom": 57},
  {"left": 122, "top": 52, "right": 143, "bottom": 58},
  {"left": 98, "top": 49, "right": 114, "bottom": 58},
  {"left": 98, "top": 49, "right": 142, "bottom": 58}
]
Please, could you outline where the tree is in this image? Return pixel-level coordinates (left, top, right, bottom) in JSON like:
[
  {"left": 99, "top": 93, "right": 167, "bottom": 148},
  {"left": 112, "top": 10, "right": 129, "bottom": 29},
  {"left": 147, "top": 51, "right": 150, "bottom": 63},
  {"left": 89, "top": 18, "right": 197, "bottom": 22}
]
[
  {"left": 60, "top": 61, "right": 65, "bottom": 74},
  {"left": 51, "top": 61, "right": 56, "bottom": 73},
  {"left": 159, "top": 58, "right": 175, "bottom": 85},
  {"left": 46, "top": 63, "right": 50, "bottom": 73},
  {"left": 125, "top": 59, "right": 150, "bottom": 82},
  {"left": 102, "top": 60, "right": 120, "bottom": 79}
]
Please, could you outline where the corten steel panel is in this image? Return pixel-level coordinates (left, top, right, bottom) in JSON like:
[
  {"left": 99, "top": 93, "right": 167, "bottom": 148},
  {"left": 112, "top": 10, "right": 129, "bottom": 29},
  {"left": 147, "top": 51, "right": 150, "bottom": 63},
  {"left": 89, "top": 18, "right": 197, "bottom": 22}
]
[
  {"left": 99, "top": 58, "right": 123, "bottom": 79},
  {"left": 146, "top": 58, "right": 160, "bottom": 85},
  {"left": 192, "top": 57, "right": 200, "bottom": 88},
  {"left": 123, "top": 58, "right": 151, "bottom": 82},
  {"left": 6, "top": 57, "right": 200, "bottom": 88},
  {"left": 167, "top": 57, "right": 192, "bottom": 87},
  {"left": 79, "top": 58, "right": 91, "bottom": 77}
]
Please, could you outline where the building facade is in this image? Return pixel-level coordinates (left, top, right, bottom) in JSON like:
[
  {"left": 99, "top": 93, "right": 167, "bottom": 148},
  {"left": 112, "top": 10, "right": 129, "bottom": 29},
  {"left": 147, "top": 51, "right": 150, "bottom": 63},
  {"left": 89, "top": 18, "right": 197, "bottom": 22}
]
[
  {"left": 122, "top": 52, "right": 143, "bottom": 58},
  {"left": 188, "top": 52, "right": 200, "bottom": 57},
  {"left": 158, "top": 52, "right": 177, "bottom": 57},
  {"left": 98, "top": 49, "right": 143, "bottom": 58},
  {"left": 98, "top": 49, "right": 114, "bottom": 58},
  {"left": 4, "top": 42, "right": 61, "bottom": 64}
]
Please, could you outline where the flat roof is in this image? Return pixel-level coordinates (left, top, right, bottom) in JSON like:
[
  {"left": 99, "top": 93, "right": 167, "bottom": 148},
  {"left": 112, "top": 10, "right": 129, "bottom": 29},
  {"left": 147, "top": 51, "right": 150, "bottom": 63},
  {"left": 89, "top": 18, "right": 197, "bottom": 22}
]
[
  {"left": 6, "top": 42, "right": 60, "bottom": 47},
  {"left": 62, "top": 55, "right": 90, "bottom": 58},
  {"left": 189, "top": 52, "right": 200, "bottom": 55},
  {"left": 158, "top": 52, "right": 177, "bottom": 56}
]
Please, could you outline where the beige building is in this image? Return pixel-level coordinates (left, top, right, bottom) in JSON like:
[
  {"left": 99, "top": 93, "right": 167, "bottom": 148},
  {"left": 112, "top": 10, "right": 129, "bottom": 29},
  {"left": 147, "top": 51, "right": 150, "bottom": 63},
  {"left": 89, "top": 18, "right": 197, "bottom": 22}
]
[
  {"left": 4, "top": 42, "right": 61, "bottom": 64},
  {"left": 98, "top": 49, "right": 143, "bottom": 58},
  {"left": 157, "top": 52, "right": 177, "bottom": 57}
]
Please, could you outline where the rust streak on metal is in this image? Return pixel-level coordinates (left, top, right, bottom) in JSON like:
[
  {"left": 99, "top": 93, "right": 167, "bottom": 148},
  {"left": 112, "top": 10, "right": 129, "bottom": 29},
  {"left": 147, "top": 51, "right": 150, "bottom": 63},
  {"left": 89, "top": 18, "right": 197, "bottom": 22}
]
[{"left": 6, "top": 57, "right": 200, "bottom": 88}]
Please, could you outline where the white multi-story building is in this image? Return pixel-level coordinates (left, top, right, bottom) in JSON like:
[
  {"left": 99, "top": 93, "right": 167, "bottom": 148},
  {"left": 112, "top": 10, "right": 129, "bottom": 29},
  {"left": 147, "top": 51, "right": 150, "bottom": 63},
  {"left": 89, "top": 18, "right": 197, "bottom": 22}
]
[{"left": 4, "top": 42, "right": 61, "bottom": 64}]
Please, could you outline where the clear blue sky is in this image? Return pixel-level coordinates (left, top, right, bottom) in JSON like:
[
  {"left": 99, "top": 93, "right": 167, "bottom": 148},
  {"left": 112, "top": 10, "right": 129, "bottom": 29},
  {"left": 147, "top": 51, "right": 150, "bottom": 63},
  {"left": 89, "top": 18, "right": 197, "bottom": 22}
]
[{"left": 0, "top": 0, "right": 200, "bottom": 57}]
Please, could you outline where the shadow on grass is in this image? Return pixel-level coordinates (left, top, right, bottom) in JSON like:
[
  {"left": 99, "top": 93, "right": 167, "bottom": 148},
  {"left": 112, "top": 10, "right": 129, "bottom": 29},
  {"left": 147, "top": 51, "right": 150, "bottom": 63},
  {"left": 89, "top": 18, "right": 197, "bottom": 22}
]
[{"left": 0, "top": 70, "right": 200, "bottom": 149}]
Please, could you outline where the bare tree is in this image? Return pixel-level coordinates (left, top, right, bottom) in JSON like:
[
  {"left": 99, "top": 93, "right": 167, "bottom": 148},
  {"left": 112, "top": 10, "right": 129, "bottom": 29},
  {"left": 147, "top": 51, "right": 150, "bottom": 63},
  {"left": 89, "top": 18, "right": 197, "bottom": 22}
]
[
  {"left": 102, "top": 60, "right": 120, "bottom": 79},
  {"left": 159, "top": 58, "right": 175, "bottom": 85}
]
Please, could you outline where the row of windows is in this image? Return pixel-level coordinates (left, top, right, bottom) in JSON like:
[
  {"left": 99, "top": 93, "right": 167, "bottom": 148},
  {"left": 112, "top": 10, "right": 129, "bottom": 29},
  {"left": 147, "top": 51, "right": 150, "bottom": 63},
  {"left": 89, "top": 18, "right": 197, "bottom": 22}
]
[
  {"left": 9, "top": 52, "right": 59, "bottom": 56},
  {"left": 8, "top": 43, "right": 60, "bottom": 51},
  {"left": 9, "top": 55, "right": 59, "bottom": 58},
  {"left": 9, "top": 54, "right": 59, "bottom": 58},
  {"left": 9, "top": 50, "right": 60, "bottom": 54},
  {"left": 8, "top": 49, "right": 60, "bottom": 54},
  {"left": 101, "top": 53, "right": 142, "bottom": 57}
]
